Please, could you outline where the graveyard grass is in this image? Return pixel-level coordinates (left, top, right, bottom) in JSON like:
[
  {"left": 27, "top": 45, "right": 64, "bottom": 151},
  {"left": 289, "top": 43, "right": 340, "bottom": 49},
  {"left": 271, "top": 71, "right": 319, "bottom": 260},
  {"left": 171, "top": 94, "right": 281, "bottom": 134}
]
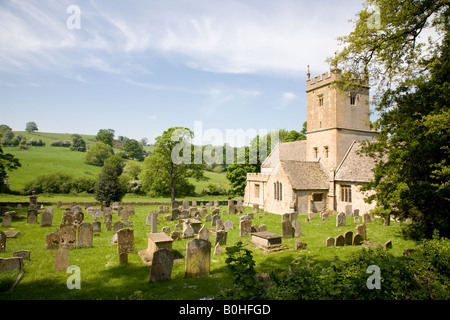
[{"left": 0, "top": 204, "right": 419, "bottom": 300}]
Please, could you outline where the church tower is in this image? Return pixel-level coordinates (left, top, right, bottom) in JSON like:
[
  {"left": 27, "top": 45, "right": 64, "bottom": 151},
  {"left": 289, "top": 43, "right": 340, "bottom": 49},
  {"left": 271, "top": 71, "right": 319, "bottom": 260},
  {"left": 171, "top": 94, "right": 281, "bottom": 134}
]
[{"left": 305, "top": 67, "right": 376, "bottom": 171}]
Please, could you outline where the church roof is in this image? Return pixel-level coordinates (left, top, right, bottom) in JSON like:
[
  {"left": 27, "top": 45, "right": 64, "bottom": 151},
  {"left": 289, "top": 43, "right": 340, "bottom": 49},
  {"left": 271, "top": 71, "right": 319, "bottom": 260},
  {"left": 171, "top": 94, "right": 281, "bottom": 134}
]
[
  {"left": 279, "top": 140, "right": 306, "bottom": 161},
  {"left": 280, "top": 160, "right": 329, "bottom": 190},
  {"left": 334, "top": 141, "right": 376, "bottom": 182}
]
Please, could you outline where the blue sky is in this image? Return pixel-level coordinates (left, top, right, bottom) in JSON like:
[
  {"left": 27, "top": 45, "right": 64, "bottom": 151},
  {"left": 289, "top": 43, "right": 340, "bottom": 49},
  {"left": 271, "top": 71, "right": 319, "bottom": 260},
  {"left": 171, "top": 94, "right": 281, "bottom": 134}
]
[{"left": 0, "top": 0, "right": 366, "bottom": 146}]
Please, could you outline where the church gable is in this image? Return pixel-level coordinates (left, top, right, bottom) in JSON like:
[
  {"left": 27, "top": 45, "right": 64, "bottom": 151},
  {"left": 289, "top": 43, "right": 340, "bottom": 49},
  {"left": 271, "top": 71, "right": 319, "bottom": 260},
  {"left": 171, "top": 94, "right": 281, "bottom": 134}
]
[
  {"left": 280, "top": 160, "right": 329, "bottom": 190},
  {"left": 334, "top": 141, "right": 377, "bottom": 183}
]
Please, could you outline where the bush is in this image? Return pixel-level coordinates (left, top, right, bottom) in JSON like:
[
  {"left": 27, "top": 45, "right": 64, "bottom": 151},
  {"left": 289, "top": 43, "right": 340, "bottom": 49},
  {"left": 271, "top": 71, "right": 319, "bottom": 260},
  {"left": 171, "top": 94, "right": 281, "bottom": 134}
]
[
  {"left": 23, "top": 172, "right": 96, "bottom": 194},
  {"left": 85, "top": 141, "right": 114, "bottom": 166},
  {"left": 201, "top": 183, "right": 227, "bottom": 196},
  {"left": 50, "top": 140, "right": 71, "bottom": 147}
]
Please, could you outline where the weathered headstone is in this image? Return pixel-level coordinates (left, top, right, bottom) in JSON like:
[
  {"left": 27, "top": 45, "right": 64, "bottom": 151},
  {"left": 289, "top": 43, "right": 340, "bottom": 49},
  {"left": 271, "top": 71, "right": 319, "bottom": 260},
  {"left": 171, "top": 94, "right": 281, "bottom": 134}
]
[
  {"left": 345, "top": 205, "right": 353, "bottom": 217},
  {"left": 0, "top": 230, "right": 6, "bottom": 253},
  {"left": 57, "top": 201, "right": 62, "bottom": 208},
  {"left": 214, "top": 242, "right": 221, "bottom": 255},
  {"left": 13, "top": 250, "right": 31, "bottom": 260},
  {"left": 117, "top": 228, "right": 134, "bottom": 264},
  {"left": 146, "top": 212, "right": 152, "bottom": 226},
  {"left": 92, "top": 220, "right": 101, "bottom": 232},
  {"left": 336, "top": 212, "right": 346, "bottom": 227},
  {"left": 355, "top": 224, "right": 367, "bottom": 240},
  {"left": 362, "top": 213, "right": 371, "bottom": 223},
  {"left": 53, "top": 248, "right": 69, "bottom": 271},
  {"left": 322, "top": 212, "right": 329, "bottom": 221},
  {"left": 281, "top": 213, "right": 293, "bottom": 239},
  {"left": 197, "top": 225, "right": 209, "bottom": 241},
  {"left": 77, "top": 222, "right": 93, "bottom": 248},
  {"left": 215, "top": 219, "right": 225, "bottom": 231},
  {"left": 46, "top": 232, "right": 59, "bottom": 250},
  {"left": 192, "top": 200, "right": 197, "bottom": 207},
  {"left": 189, "top": 207, "right": 197, "bottom": 217},
  {"left": 214, "top": 230, "right": 227, "bottom": 246},
  {"left": 182, "top": 200, "right": 189, "bottom": 210},
  {"left": 59, "top": 225, "right": 76, "bottom": 249},
  {"left": 170, "top": 231, "right": 181, "bottom": 241},
  {"left": 41, "top": 211, "right": 53, "bottom": 227},
  {"left": 295, "top": 241, "right": 307, "bottom": 250},
  {"left": 252, "top": 204, "right": 259, "bottom": 213},
  {"left": 292, "top": 219, "right": 302, "bottom": 237},
  {"left": 211, "top": 214, "right": 220, "bottom": 226},
  {"left": 200, "top": 208, "right": 207, "bottom": 217},
  {"left": 326, "top": 237, "right": 335, "bottom": 247},
  {"left": 353, "top": 209, "right": 360, "bottom": 217},
  {"left": 228, "top": 200, "right": 235, "bottom": 214},
  {"left": 354, "top": 216, "right": 360, "bottom": 223},
  {"left": 149, "top": 249, "right": 174, "bottom": 283},
  {"left": 224, "top": 220, "right": 234, "bottom": 230},
  {"left": 344, "top": 231, "right": 353, "bottom": 245},
  {"left": 92, "top": 208, "right": 102, "bottom": 220},
  {"left": 171, "top": 208, "right": 181, "bottom": 221},
  {"left": 335, "top": 234, "right": 345, "bottom": 246},
  {"left": 151, "top": 212, "right": 158, "bottom": 233},
  {"left": 182, "top": 224, "right": 195, "bottom": 239},
  {"left": 2, "top": 212, "right": 12, "bottom": 227},
  {"left": 239, "top": 219, "right": 252, "bottom": 237},
  {"left": 259, "top": 224, "right": 267, "bottom": 232},
  {"left": 353, "top": 233, "right": 363, "bottom": 245},
  {"left": 204, "top": 214, "right": 212, "bottom": 222},
  {"left": 185, "top": 239, "right": 211, "bottom": 278},
  {"left": 113, "top": 221, "right": 124, "bottom": 234},
  {"left": 172, "top": 200, "right": 179, "bottom": 209},
  {"left": 103, "top": 207, "right": 112, "bottom": 217},
  {"left": 27, "top": 209, "right": 38, "bottom": 224}
]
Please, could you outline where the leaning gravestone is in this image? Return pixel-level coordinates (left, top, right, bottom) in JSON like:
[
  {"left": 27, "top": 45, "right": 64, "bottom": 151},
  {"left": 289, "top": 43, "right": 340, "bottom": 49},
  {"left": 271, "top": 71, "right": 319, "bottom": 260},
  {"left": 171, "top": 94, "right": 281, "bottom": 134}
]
[
  {"left": 240, "top": 219, "right": 252, "bottom": 237},
  {"left": 53, "top": 248, "right": 69, "bottom": 271},
  {"left": 336, "top": 212, "right": 346, "bottom": 227},
  {"left": 197, "top": 225, "right": 209, "bottom": 241},
  {"left": 211, "top": 214, "right": 220, "bottom": 226},
  {"left": 216, "top": 219, "right": 225, "bottom": 231},
  {"left": 77, "top": 222, "right": 93, "bottom": 248},
  {"left": 27, "top": 209, "right": 38, "bottom": 224},
  {"left": 355, "top": 224, "right": 367, "bottom": 240},
  {"left": 185, "top": 239, "right": 211, "bottom": 278},
  {"left": 149, "top": 249, "right": 174, "bottom": 283},
  {"left": 326, "top": 237, "right": 335, "bottom": 247},
  {"left": 182, "top": 224, "right": 195, "bottom": 239}
]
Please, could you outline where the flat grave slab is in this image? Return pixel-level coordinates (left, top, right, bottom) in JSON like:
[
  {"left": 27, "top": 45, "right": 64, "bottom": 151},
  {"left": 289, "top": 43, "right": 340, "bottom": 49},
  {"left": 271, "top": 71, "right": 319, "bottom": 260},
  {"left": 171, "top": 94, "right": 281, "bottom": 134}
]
[
  {"left": 3, "top": 231, "right": 20, "bottom": 238},
  {"left": 251, "top": 231, "right": 283, "bottom": 249}
]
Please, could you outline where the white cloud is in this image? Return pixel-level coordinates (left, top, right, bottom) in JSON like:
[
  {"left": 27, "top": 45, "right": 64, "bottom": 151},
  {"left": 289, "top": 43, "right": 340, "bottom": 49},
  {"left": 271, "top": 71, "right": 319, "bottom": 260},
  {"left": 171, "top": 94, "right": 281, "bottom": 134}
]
[
  {"left": 147, "top": 115, "right": 157, "bottom": 121},
  {"left": 282, "top": 92, "right": 296, "bottom": 102}
]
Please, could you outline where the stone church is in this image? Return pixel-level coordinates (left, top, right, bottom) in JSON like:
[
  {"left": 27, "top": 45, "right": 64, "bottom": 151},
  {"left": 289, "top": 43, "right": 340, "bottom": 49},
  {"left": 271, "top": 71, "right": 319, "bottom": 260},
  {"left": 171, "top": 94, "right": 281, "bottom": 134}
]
[{"left": 244, "top": 68, "right": 379, "bottom": 215}]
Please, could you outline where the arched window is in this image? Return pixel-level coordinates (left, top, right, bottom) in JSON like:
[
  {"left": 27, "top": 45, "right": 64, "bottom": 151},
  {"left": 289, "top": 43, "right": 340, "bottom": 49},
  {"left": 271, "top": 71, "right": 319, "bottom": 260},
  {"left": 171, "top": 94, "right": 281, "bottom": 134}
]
[
  {"left": 274, "top": 183, "right": 276, "bottom": 200},
  {"left": 276, "top": 182, "right": 279, "bottom": 200}
]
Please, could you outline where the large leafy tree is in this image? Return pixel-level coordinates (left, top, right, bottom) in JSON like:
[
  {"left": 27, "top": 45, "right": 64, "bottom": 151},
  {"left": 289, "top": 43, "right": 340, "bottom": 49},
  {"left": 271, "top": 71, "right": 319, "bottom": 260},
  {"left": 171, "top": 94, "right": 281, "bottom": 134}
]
[
  {"left": 25, "top": 121, "right": 38, "bottom": 132},
  {"left": 94, "top": 163, "right": 125, "bottom": 206},
  {"left": 0, "top": 134, "right": 21, "bottom": 192},
  {"left": 140, "top": 127, "right": 204, "bottom": 201},
  {"left": 332, "top": 0, "right": 450, "bottom": 239},
  {"left": 96, "top": 129, "right": 115, "bottom": 147}
]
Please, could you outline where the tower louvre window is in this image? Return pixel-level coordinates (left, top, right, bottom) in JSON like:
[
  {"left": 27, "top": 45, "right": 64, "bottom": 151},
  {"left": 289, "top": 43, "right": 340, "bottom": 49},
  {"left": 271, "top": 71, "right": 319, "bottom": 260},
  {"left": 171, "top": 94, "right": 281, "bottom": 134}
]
[{"left": 350, "top": 93, "right": 356, "bottom": 105}]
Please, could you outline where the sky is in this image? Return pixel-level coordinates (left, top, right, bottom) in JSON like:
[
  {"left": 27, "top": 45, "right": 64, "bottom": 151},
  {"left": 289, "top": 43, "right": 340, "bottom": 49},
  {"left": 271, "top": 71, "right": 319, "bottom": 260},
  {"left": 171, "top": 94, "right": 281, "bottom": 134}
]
[{"left": 0, "top": 0, "right": 367, "bottom": 147}]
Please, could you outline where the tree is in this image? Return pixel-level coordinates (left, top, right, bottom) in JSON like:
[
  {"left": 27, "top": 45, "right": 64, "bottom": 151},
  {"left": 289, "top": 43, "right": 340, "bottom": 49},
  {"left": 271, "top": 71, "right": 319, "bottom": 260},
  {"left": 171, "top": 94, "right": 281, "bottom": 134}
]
[
  {"left": 94, "top": 163, "right": 126, "bottom": 206},
  {"left": 25, "top": 122, "right": 38, "bottom": 132},
  {"left": 96, "top": 129, "right": 115, "bottom": 147},
  {"left": 70, "top": 134, "right": 86, "bottom": 152},
  {"left": 0, "top": 134, "right": 21, "bottom": 192},
  {"left": 123, "top": 138, "right": 144, "bottom": 161},
  {"left": 104, "top": 154, "right": 125, "bottom": 176},
  {"left": 85, "top": 141, "right": 114, "bottom": 166},
  {"left": 139, "top": 127, "right": 204, "bottom": 201},
  {"left": 332, "top": 0, "right": 450, "bottom": 239}
]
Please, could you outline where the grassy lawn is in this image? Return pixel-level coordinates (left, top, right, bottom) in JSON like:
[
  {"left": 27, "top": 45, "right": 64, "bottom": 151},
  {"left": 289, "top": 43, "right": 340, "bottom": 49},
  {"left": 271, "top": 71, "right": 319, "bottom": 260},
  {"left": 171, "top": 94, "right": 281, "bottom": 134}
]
[{"left": 0, "top": 203, "right": 419, "bottom": 300}]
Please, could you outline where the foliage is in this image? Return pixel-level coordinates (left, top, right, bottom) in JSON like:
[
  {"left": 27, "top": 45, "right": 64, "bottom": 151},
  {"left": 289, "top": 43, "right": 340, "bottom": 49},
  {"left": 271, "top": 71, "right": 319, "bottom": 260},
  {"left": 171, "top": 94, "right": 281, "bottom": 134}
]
[
  {"left": 267, "top": 236, "right": 450, "bottom": 300},
  {"left": 333, "top": 0, "right": 450, "bottom": 239},
  {"left": 0, "top": 135, "right": 21, "bottom": 192},
  {"left": 140, "top": 127, "right": 205, "bottom": 201},
  {"left": 220, "top": 242, "right": 264, "bottom": 300},
  {"left": 201, "top": 183, "right": 227, "bottom": 196},
  {"left": 95, "top": 129, "right": 115, "bottom": 147},
  {"left": 25, "top": 121, "right": 38, "bottom": 132},
  {"left": 50, "top": 140, "right": 71, "bottom": 147},
  {"left": 94, "top": 163, "right": 126, "bottom": 206},
  {"left": 104, "top": 154, "right": 125, "bottom": 176},
  {"left": 70, "top": 134, "right": 86, "bottom": 152},
  {"left": 85, "top": 141, "right": 114, "bottom": 166},
  {"left": 22, "top": 172, "right": 96, "bottom": 194},
  {"left": 123, "top": 138, "right": 144, "bottom": 161}
]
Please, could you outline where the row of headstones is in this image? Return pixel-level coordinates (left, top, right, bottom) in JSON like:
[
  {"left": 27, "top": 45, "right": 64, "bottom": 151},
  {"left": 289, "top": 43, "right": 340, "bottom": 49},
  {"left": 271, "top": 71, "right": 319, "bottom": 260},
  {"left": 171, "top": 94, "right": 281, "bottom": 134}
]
[
  {"left": 335, "top": 212, "right": 372, "bottom": 227},
  {"left": 326, "top": 223, "right": 368, "bottom": 247}
]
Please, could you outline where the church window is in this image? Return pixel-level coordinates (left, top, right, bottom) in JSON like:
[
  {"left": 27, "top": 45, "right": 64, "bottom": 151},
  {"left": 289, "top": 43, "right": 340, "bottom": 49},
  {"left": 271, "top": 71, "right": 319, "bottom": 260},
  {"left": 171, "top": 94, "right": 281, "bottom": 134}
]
[
  {"left": 313, "top": 147, "right": 318, "bottom": 158},
  {"left": 341, "top": 185, "right": 352, "bottom": 202},
  {"left": 324, "top": 146, "right": 329, "bottom": 158},
  {"left": 350, "top": 93, "right": 356, "bottom": 105},
  {"left": 319, "top": 97, "right": 324, "bottom": 106},
  {"left": 274, "top": 183, "right": 277, "bottom": 200},
  {"left": 279, "top": 183, "right": 282, "bottom": 201},
  {"left": 255, "top": 184, "right": 260, "bottom": 199},
  {"left": 276, "top": 182, "right": 280, "bottom": 200},
  {"left": 313, "top": 193, "right": 322, "bottom": 201}
]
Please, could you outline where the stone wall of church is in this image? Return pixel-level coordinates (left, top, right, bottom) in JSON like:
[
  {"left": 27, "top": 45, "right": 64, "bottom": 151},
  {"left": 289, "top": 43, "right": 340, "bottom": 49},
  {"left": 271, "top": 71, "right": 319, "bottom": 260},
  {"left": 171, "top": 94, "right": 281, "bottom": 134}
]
[{"left": 335, "top": 182, "right": 376, "bottom": 215}]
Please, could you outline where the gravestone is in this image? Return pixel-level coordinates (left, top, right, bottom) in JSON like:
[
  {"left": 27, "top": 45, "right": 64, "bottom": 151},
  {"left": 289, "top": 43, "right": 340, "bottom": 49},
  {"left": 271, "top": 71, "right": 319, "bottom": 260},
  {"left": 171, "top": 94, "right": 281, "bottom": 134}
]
[
  {"left": 200, "top": 208, "right": 207, "bottom": 217},
  {"left": 335, "top": 235, "right": 345, "bottom": 246},
  {"left": 72, "top": 205, "right": 83, "bottom": 215},
  {"left": 117, "top": 206, "right": 123, "bottom": 217},
  {"left": 117, "top": 228, "right": 134, "bottom": 264},
  {"left": 171, "top": 208, "right": 181, "bottom": 221},
  {"left": 295, "top": 241, "right": 307, "bottom": 250},
  {"left": 353, "top": 209, "right": 360, "bottom": 217},
  {"left": 146, "top": 212, "right": 152, "bottom": 226},
  {"left": 77, "top": 222, "right": 93, "bottom": 248},
  {"left": 228, "top": 200, "right": 235, "bottom": 214},
  {"left": 204, "top": 214, "right": 212, "bottom": 222},
  {"left": 214, "top": 242, "right": 221, "bottom": 255},
  {"left": 185, "top": 239, "right": 211, "bottom": 278},
  {"left": 362, "top": 213, "right": 371, "bottom": 223},
  {"left": 344, "top": 231, "right": 353, "bottom": 245},
  {"left": 29, "top": 191, "right": 38, "bottom": 209},
  {"left": 336, "top": 212, "right": 346, "bottom": 227},
  {"left": 239, "top": 219, "right": 252, "bottom": 237},
  {"left": 162, "top": 226, "right": 170, "bottom": 234},
  {"left": 197, "top": 225, "right": 209, "bottom": 241},
  {"left": 0, "top": 230, "right": 6, "bottom": 253},
  {"left": 27, "top": 209, "right": 38, "bottom": 224},
  {"left": 104, "top": 213, "right": 112, "bottom": 231},
  {"left": 192, "top": 200, "right": 197, "bottom": 207},
  {"left": 214, "top": 230, "right": 227, "bottom": 246},
  {"left": 57, "top": 201, "right": 62, "bottom": 208},
  {"left": 224, "top": 220, "right": 234, "bottom": 230},
  {"left": 46, "top": 232, "right": 59, "bottom": 250},
  {"left": 151, "top": 212, "right": 158, "bottom": 233},
  {"left": 2, "top": 212, "right": 12, "bottom": 227},
  {"left": 182, "top": 200, "right": 189, "bottom": 210},
  {"left": 112, "top": 202, "right": 119, "bottom": 210},
  {"left": 354, "top": 216, "right": 360, "bottom": 223},
  {"left": 59, "top": 225, "right": 76, "bottom": 249},
  {"left": 326, "top": 237, "right": 335, "bottom": 247},
  {"left": 194, "top": 211, "right": 201, "bottom": 221},
  {"left": 281, "top": 213, "right": 293, "bottom": 239},
  {"left": 214, "top": 200, "right": 219, "bottom": 207},
  {"left": 252, "top": 204, "right": 259, "bottom": 213},
  {"left": 355, "top": 224, "right": 367, "bottom": 240},
  {"left": 41, "top": 211, "right": 53, "bottom": 227},
  {"left": 53, "top": 248, "right": 69, "bottom": 271},
  {"left": 74, "top": 212, "right": 83, "bottom": 226},
  {"left": 182, "top": 224, "right": 195, "bottom": 239},
  {"left": 13, "top": 250, "right": 31, "bottom": 260},
  {"left": 103, "top": 207, "right": 112, "bottom": 217},
  {"left": 92, "top": 208, "right": 102, "bottom": 221},
  {"left": 45, "top": 207, "right": 54, "bottom": 215},
  {"left": 322, "top": 213, "right": 329, "bottom": 221},
  {"left": 172, "top": 200, "right": 179, "bottom": 209},
  {"left": 251, "top": 231, "right": 282, "bottom": 249},
  {"left": 170, "top": 231, "right": 180, "bottom": 241},
  {"left": 292, "top": 220, "right": 302, "bottom": 237},
  {"left": 211, "top": 208, "right": 220, "bottom": 216},
  {"left": 353, "top": 233, "right": 363, "bottom": 245},
  {"left": 211, "top": 214, "right": 220, "bottom": 226},
  {"left": 93, "top": 221, "right": 101, "bottom": 232},
  {"left": 259, "top": 224, "right": 267, "bottom": 232},
  {"left": 216, "top": 219, "right": 225, "bottom": 231},
  {"left": 251, "top": 225, "right": 260, "bottom": 233},
  {"left": 189, "top": 207, "right": 197, "bottom": 217},
  {"left": 113, "top": 221, "right": 124, "bottom": 234},
  {"left": 149, "top": 249, "right": 174, "bottom": 283}
]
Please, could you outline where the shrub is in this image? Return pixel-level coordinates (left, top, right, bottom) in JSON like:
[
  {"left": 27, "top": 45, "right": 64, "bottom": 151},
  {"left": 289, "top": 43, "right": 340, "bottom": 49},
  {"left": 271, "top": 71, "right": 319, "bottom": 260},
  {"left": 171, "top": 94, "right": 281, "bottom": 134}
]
[
  {"left": 50, "top": 140, "right": 72, "bottom": 147},
  {"left": 201, "top": 183, "right": 227, "bottom": 196},
  {"left": 85, "top": 141, "right": 114, "bottom": 166},
  {"left": 22, "top": 172, "right": 96, "bottom": 194}
]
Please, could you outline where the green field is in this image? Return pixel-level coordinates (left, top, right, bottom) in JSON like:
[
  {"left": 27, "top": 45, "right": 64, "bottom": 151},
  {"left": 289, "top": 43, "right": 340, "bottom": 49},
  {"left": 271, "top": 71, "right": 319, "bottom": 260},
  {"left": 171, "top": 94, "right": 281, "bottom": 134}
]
[{"left": 0, "top": 204, "right": 418, "bottom": 300}]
